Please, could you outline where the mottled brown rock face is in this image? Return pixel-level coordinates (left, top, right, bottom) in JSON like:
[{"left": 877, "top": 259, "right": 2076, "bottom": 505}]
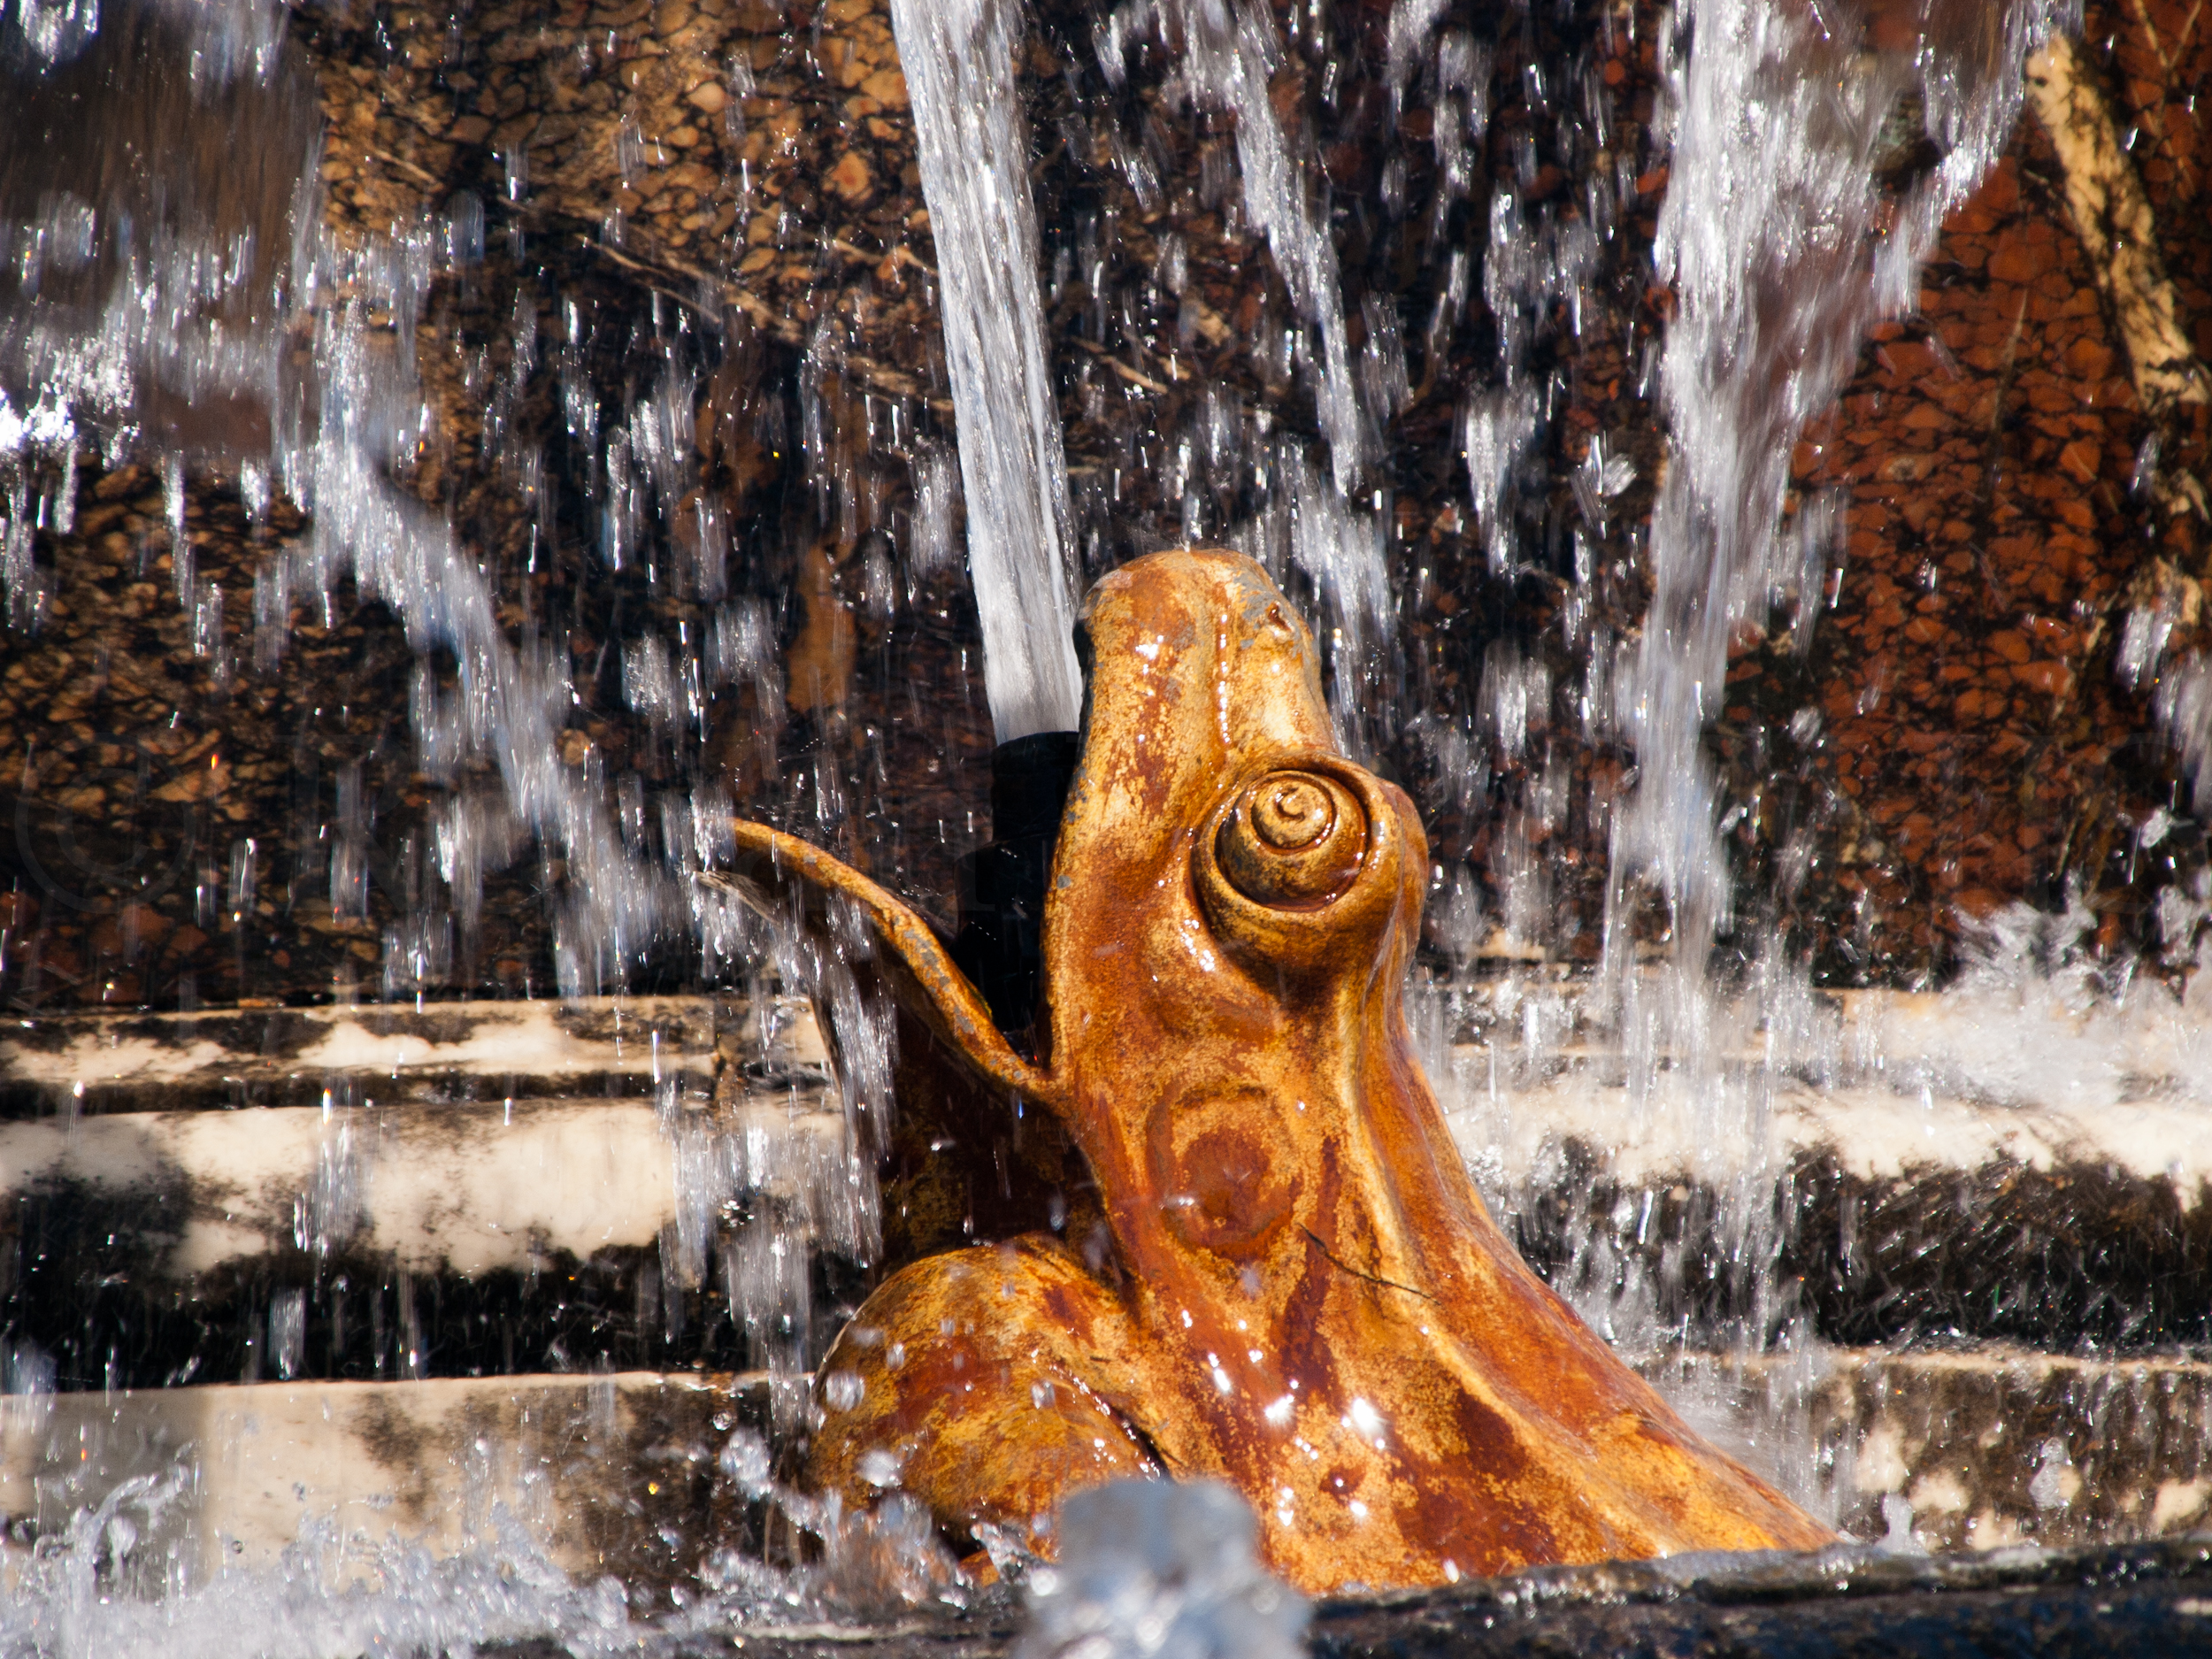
[
  {"left": 1707, "top": 0, "right": 2211, "bottom": 978},
  {"left": 726, "top": 550, "right": 1830, "bottom": 1592}
]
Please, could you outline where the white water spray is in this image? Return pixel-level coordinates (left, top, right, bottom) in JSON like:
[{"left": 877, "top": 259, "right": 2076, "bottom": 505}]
[
  {"left": 1098, "top": 0, "right": 1371, "bottom": 495},
  {"left": 1612, "top": 0, "right": 2073, "bottom": 986},
  {"left": 1444, "top": 0, "right": 2078, "bottom": 1371}
]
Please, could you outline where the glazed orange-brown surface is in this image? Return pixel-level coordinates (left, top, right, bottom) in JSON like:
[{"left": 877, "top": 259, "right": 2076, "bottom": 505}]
[{"left": 733, "top": 549, "right": 1832, "bottom": 1594}]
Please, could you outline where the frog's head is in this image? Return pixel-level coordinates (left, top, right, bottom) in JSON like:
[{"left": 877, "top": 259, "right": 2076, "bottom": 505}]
[
  {"left": 715, "top": 547, "right": 1425, "bottom": 1254},
  {"left": 1037, "top": 549, "right": 1427, "bottom": 1286}
]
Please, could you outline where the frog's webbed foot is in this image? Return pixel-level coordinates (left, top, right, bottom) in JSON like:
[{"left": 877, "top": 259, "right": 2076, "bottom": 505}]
[{"left": 803, "top": 1237, "right": 1161, "bottom": 1556}]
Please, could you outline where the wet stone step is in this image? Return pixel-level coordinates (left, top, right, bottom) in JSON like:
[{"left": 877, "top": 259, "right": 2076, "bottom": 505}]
[
  {"left": 0, "top": 997, "right": 854, "bottom": 1393},
  {"left": 1435, "top": 975, "right": 2212, "bottom": 1351},
  {"left": 1638, "top": 1348, "right": 2212, "bottom": 1555},
  {"left": 0, "top": 1097, "right": 861, "bottom": 1392},
  {"left": 3, "top": 1355, "right": 2207, "bottom": 1633},
  {"left": 0, "top": 1369, "right": 771, "bottom": 1594},
  {"left": 1295, "top": 1539, "right": 2212, "bottom": 1659},
  {"left": 0, "top": 1093, "right": 842, "bottom": 1276},
  {"left": 4, "top": 989, "right": 2211, "bottom": 1390},
  {"left": 0, "top": 1226, "right": 856, "bottom": 1395}
]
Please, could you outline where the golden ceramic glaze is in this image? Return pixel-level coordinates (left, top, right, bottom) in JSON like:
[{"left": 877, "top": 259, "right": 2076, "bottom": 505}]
[{"left": 721, "top": 549, "right": 1833, "bottom": 1594}]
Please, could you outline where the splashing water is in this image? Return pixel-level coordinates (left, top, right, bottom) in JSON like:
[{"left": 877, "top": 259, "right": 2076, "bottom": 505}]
[
  {"left": 1017, "top": 1480, "right": 1309, "bottom": 1659},
  {"left": 1098, "top": 0, "right": 1370, "bottom": 495},
  {"left": 1088, "top": 0, "right": 1406, "bottom": 758},
  {"left": 0, "top": 1435, "right": 977, "bottom": 1658},
  {"left": 0, "top": 0, "right": 314, "bottom": 628},
  {"left": 0, "top": 1490, "right": 630, "bottom": 1659}
]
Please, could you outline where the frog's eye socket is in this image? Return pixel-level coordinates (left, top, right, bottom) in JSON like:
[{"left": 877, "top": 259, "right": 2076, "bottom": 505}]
[
  {"left": 1214, "top": 770, "right": 1367, "bottom": 910},
  {"left": 1193, "top": 754, "right": 1411, "bottom": 976}
]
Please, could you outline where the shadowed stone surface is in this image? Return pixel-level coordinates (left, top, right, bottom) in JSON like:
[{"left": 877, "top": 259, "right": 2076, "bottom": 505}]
[{"left": 474, "top": 1536, "right": 2212, "bottom": 1658}]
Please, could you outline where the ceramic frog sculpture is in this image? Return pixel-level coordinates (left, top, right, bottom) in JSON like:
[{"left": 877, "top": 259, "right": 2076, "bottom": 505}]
[{"left": 718, "top": 548, "right": 1832, "bottom": 1594}]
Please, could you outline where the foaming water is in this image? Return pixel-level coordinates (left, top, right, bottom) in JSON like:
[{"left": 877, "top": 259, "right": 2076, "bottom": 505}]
[
  {"left": 1, "top": 1501, "right": 630, "bottom": 1659},
  {"left": 0, "top": 1437, "right": 975, "bottom": 1659}
]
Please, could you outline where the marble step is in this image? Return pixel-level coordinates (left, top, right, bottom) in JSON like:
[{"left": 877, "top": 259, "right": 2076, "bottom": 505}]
[
  {"left": 0, "top": 1079, "right": 855, "bottom": 1392},
  {"left": 0, "top": 1368, "right": 764, "bottom": 1593},
  {"left": 0, "top": 1094, "right": 840, "bottom": 1277},
  {"left": 1641, "top": 1346, "right": 2212, "bottom": 1555},
  {"left": 0, "top": 993, "right": 828, "bottom": 1115},
  {"left": 1437, "top": 972, "right": 2212, "bottom": 1349},
  {"left": 1, "top": 990, "right": 2206, "bottom": 1376},
  {"left": 12, "top": 982, "right": 2208, "bottom": 1179}
]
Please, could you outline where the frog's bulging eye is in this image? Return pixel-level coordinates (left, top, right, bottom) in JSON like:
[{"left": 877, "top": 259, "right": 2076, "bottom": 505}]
[
  {"left": 1215, "top": 769, "right": 1366, "bottom": 910},
  {"left": 1194, "top": 755, "right": 1412, "bottom": 975}
]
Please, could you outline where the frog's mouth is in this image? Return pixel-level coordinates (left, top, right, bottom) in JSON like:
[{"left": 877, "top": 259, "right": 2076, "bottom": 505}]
[{"left": 944, "top": 728, "right": 1081, "bottom": 1048}]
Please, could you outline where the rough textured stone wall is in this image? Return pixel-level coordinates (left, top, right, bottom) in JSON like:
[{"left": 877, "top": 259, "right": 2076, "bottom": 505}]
[
  {"left": 1746, "top": 1, "right": 2212, "bottom": 979},
  {"left": 2, "top": 0, "right": 2207, "bottom": 1013}
]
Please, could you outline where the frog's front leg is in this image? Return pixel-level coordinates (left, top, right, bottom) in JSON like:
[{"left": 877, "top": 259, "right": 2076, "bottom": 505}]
[{"left": 803, "top": 1237, "right": 1164, "bottom": 1555}]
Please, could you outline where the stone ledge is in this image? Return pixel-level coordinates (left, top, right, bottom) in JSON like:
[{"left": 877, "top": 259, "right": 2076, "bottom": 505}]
[
  {"left": 0, "top": 994, "right": 829, "bottom": 1115},
  {"left": 0, "top": 1094, "right": 839, "bottom": 1275},
  {"left": 1643, "top": 1347, "right": 2212, "bottom": 1557},
  {"left": 0, "top": 1369, "right": 767, "bottom": 1592},
  {"left": 3, "top": 1348, "right": 2204, "bottom": 1592}
]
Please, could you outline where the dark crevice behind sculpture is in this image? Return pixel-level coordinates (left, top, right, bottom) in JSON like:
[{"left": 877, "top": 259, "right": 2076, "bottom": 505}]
[{"left": 951, "top": 731, "right": 1080, "bottom": 1045}]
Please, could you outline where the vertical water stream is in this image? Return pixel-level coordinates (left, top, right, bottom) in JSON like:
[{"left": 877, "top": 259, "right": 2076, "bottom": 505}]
[
  {"left": 887, "top": 0, "right": 1083, "bottom": 744},
  {"left": 1611, "top": 0, "right": 2073, "bottom": 999},
  {"left": 1583, "top": 0, "right": 2071, "bottom": 1355}
]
